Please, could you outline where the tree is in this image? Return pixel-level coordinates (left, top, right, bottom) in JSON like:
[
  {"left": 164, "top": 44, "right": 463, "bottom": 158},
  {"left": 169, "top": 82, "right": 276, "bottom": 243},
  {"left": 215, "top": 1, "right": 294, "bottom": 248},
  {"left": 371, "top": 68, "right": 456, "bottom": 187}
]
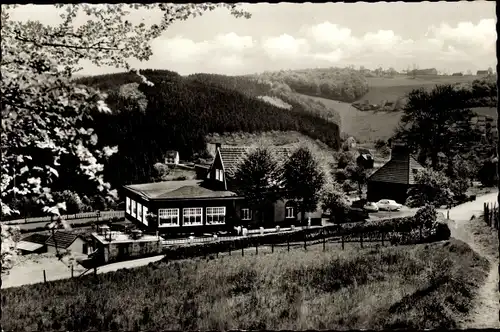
[
  {"left": 153, "top": 163, "right": 171, "bottom": 182},
  {"left": 406, "top": 168, "right": 453, "bottom": 208},
  {"left": 282, "top": 147, "right": 326, "bottom": 224},
  {"left": 232, "top": 148, "right": 282, "bottom": 225},
  {"left": 395, "top": 84, "right": 481, "bottom": 170},
  {"left": 0, "top": 3, "right": 250, "bottom": 272},
  {"left": 321, "top": 182, "right": 350, "bottom": 223},
  {"left": 336, "top": 151, "right": 357, "bottom": 169},
  {"left": 345, "top": 164, "right": 368, "bottom": 197},
  {"left": 1, "top": 4, "right": 250, "bottom": 217}
]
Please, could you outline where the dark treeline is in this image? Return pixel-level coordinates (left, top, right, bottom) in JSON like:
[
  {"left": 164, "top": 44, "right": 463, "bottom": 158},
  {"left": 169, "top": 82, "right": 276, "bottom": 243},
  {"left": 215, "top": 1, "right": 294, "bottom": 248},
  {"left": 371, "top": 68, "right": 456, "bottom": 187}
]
[{"left": 77, "top": 70, "right": 341, "bottom": 189}]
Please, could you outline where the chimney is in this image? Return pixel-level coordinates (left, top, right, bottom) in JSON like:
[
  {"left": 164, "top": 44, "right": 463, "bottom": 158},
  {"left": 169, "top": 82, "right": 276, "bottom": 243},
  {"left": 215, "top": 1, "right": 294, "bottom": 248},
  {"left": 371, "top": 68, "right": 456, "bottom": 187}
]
[{"left": 390, "top": 140, "right": 408, "bottom": 160}]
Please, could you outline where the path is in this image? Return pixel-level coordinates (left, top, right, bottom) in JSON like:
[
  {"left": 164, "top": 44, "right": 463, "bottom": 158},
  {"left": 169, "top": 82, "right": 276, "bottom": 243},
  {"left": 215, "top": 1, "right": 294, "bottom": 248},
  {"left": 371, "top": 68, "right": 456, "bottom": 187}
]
[
  {"left": 1, "top": 254, "right": 165, "bottom": 289},
  {"left": 438, "top": 192, "right": 499, "bottom": 329}
]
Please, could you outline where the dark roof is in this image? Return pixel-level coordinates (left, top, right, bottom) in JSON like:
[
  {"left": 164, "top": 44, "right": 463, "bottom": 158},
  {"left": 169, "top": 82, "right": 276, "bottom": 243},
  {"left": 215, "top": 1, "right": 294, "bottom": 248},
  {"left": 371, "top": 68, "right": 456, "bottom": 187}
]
[
  {"left": 46, "top": 231, "right": 82, "bottom": 249},
  {"left": 219, "top": 145, "right": 293, "bottom": 175},
  {"left": 358, "top": 148, "right": 371, "bottom": 155},
  {"left": 22, "top": 233, "right": 50, "bottom": 245},
  {"left": 368, "top": 154, "right": 425, "bottom": 185},
  {"left": 125, "top": 180, "right": 237, "bottom": 200}
]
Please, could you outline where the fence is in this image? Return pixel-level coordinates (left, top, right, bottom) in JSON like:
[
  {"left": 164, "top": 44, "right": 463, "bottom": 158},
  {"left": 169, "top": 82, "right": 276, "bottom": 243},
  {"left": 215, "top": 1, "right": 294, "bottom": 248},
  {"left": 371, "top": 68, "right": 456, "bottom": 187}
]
[
  {"left": 483, "top": 202, "right": 499, "bottom": 230},
  {"left": 5, "top": 210, "right": 125, "bottom": 225}
]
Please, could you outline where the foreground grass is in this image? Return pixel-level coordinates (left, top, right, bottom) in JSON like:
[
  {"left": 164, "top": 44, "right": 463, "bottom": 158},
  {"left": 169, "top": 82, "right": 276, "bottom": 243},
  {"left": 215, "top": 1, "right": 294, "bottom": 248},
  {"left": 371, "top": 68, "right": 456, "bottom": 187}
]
[{"left": 1, "top": 239, "right": 489, "bottom": 331}]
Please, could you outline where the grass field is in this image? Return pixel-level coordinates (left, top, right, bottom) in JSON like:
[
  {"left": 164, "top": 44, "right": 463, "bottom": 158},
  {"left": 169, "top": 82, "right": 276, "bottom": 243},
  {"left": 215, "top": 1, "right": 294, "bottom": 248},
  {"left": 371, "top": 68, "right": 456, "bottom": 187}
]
[
  {"left": 1, "top": 239, "right": 489, "bottom": 331},
  {"left": 300, "top": 75, "right": 495, "bottom": 143}
]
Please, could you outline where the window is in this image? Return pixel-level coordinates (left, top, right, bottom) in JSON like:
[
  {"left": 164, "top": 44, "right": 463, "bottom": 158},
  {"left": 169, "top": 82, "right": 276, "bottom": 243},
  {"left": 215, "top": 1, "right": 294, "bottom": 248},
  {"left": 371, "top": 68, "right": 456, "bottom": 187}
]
[
  {"left": 285, "top": 206, "right": 295, "bottom": 219},
  {"left": 183, "top": 207, "right": 203, "bottom": 226},
  {"left": 241, "top": 208, "right": 252, "bottom": 220},
  {"left": 158, "top": 208, "right": 179, "bottom": 227},
  {"left": 217, "top": 169, "right": 224, "bottom": 182},
  {"left": 207, "top": 207, "right": 226, "bottom": 225},
  {"left": 137, "top": 203, "right": 143, "bottom": 222},
  {"left": 143, "top": 206, "right": 149, "bottom": 226},
  {"left": 131, "top": 200, "right": 137, "bottom": 218},
  {"left": 126, "top": 197, "right": 131, "bottom": 214}
]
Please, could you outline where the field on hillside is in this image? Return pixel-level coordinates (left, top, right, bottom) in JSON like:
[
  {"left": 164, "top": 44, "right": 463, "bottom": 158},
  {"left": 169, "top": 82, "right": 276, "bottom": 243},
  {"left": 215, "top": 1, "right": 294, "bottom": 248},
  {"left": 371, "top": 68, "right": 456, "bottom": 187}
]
[
  {"left": 1, "top": 239, "right": 489, "bottom": 331},
  {"left": 301, "top": 75, "right": 494, "bottom": 143},
  {"left": 359, "top": 75, "right": 478, "bottom": 106},
  {"left": 301, "top": 95, "right": 402, "bottom": 142}
]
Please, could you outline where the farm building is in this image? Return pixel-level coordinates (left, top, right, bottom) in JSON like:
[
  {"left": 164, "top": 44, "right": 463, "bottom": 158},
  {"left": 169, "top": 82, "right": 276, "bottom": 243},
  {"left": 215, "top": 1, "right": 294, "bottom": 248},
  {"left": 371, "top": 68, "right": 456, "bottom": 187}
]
[
  {"left": 477, "top": 70, "right": 489, "bottom": 76},
  {"left": 123, "top": 143, "right": 320, "bottom": 235},
  {"left": 164, "top": 150, "right": 180, "bottom": 165},
  {"left": 409, "top": 68, "right": 438, "bottom": 76},
  {"left": 357, "top": 148, "right": 374, "bottom": 169},
  {"left": 366, "top": 142, "right": 425, "bottom": 204},
  {"left": 17, "top": 234, "right": 50, "bottom": 255},
  {"left": 46, "top": 231, "right": 92, "bottom": 255}
]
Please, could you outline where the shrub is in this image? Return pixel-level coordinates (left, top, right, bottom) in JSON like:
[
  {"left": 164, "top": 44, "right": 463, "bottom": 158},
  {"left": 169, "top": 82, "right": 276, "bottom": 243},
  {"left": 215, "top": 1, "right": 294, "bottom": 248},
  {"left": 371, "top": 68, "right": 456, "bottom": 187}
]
[
  {"left": 374, "top": 139, "right": 387, "bottom": 150},
  {"left": 414, "top": 204, "right": 437, "bottom": 229}
]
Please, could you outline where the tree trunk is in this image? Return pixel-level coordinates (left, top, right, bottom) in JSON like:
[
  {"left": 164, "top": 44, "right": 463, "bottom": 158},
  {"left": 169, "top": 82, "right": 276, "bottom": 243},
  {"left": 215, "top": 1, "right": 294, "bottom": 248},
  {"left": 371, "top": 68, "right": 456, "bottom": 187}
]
[
  {"left": 430, "top": 152, "right": 439, "bottom": 170},
  {"left": 301, "top": 204, "right": 306, "bottom": 226}
]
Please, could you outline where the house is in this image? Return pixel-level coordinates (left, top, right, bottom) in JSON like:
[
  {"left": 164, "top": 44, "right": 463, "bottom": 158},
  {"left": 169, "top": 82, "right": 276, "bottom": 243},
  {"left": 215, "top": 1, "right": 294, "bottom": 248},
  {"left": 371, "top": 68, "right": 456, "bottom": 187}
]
[
  {"left": 17, "top": 233, "right": 50, "bottom": 255},
  {"left": 477, "top": 70, "right": 489, "bottom": 76},
  {"left": 452, "top": 72, "right": 463, "bottom": 76},
  {"left": 356, "top": 148, "right": 374, "bottom": 169},
  {"left": 46, "top": 231, "right": 91, "bottom": 255},
  {"left": 410, "top": 68, "right": 438, "bottom": 76},
  {"left": 122, "top": 143, "right": 319, "bottom": 235},
  {"left": 164, "top": 150, "right": 180, "bottom": 165},
  {"left": 366, "top": 142, "right": 425, "bottom": 204}
]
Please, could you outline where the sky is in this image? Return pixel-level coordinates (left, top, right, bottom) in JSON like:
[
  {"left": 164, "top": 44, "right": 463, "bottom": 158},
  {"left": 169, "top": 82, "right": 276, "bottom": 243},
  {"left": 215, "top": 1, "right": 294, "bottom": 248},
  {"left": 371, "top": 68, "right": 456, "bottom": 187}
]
[{"left": 8, "top": 2, "right": 497, "bottom": 76}]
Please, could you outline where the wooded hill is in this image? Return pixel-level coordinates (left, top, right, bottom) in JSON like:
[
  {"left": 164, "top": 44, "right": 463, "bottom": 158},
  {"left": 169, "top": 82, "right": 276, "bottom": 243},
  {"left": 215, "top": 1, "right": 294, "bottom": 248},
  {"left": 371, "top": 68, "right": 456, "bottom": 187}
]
[{"left": 75, "top": 70, "right": 341, "bottom": 188}]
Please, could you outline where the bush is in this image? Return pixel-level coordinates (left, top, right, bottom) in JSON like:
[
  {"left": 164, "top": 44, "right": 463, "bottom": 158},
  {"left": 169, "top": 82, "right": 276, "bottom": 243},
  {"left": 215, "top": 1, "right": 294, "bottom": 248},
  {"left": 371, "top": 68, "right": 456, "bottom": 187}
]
[
  {"left": 414, "top": 205, "right": 437, "bottom": 229},
  {"left": 374, "top": 139, "right": 387, "bottom": 150}
]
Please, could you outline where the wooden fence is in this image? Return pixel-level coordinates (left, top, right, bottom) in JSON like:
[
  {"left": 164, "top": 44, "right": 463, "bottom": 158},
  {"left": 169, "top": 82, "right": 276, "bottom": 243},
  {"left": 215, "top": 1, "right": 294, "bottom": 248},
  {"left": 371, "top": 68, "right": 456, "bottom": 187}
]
[{"left": 5, "top": 210, "right": 125, "bottom": 225}]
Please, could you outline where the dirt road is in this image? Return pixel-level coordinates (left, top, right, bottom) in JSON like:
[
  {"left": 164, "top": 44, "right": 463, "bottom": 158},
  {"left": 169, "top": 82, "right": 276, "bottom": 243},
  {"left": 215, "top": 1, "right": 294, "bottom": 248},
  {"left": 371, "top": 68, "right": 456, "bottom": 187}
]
[{"left": 438, "top": 192, "right": 499, "bottom": 329}]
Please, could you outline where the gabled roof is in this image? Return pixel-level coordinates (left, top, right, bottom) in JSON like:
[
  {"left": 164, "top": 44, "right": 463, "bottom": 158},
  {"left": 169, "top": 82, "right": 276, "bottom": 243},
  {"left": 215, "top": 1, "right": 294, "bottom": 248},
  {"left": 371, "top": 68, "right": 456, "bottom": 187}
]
[
  {"left": 368, "top": 154, "right": 425, "bottom": 185},
  {"left": 125, "top": 180, "right": 237, "bottom": 200},
  {"left": 358, "top": 148, "right": 371, "bottom": 155},
  {"left": 218, "top": 145, "right": 293, "bottom": 175},
  {"left": 165, "top": 150, "right": 178, "bottom": 157},
  {"left": 22, "top": 233, "right": 50, "bottom": 245},
  {"left": 46, "top": 231, "right": 83, "bottom": 249}
]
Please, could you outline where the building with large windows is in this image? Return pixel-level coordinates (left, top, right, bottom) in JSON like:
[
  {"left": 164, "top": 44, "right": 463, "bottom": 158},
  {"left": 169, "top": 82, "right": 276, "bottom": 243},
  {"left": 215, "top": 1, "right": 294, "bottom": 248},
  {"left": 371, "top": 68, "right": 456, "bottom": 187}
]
[{"left": 122, "top": 143, "right": 322, "bottom": 235}]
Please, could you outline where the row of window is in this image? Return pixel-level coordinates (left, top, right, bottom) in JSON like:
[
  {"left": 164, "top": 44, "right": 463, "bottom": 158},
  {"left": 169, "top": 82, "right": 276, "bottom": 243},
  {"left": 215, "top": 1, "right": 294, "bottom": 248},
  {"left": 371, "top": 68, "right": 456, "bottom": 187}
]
[
  {"left": 126, "top": 197, "right": 149, "bottom": 226},
  {"left": 158, "top": 207, "right": 226, "bottom": 227}
]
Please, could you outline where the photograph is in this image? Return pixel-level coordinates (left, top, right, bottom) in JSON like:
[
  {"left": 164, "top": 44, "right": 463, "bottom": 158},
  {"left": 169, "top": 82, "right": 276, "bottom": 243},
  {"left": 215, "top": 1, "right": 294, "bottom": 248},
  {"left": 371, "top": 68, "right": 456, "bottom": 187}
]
[{"left": 1, "top": 2, "right": 498, "bottom": 330}]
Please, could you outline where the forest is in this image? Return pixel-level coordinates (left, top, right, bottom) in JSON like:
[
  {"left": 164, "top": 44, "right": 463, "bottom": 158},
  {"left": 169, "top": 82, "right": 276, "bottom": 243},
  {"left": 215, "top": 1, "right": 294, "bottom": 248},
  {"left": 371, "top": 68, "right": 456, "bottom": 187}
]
[{"left": 75, "top": 69, "right": 341, "bottom": 191}]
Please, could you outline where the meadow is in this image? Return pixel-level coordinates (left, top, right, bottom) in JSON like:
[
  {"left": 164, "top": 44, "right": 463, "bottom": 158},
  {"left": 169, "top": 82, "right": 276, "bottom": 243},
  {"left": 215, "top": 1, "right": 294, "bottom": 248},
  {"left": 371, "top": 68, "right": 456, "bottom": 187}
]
[
  {"left": 301, "top": 75, "right": 494, "bottom": 142},
  {"left": 1, "top": 239, "right": 489, "bottom": 331}
]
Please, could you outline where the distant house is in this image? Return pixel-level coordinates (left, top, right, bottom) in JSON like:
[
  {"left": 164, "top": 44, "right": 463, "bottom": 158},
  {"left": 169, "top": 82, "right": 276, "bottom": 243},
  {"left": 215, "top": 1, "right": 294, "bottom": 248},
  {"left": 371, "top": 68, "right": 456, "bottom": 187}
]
[
  {"left": 356, "top": 148, "right": 374, "bottom": 169},
  {"left": 452, "top": 72, "right": 463, "bottom": 76},
  {"left": 46, "top": 231, "right": 91, "bottom": 255},
  {"left": 477, "top": 70, "right": 489, "bottom": 76},
  {"left": 164, "top": 150, "right": 180, "bottom": 165},
  {"left": 17, "top": 234, "right": 50, "bottom": 255},
  {"left": 366, "top": 142, "right": 425, "bottom": 204},
  {"left": 122, "top": 143, "right": 322, "bottom": 235},
  {"left": 410, "top": 68, "right": 438, "bottom": 76}
]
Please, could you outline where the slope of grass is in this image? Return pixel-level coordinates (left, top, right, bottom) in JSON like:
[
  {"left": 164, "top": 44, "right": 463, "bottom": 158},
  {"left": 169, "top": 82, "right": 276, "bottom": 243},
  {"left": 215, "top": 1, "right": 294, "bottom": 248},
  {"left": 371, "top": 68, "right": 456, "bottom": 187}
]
[{"left": 1, "top": 239, "right": 489, "bottom": 331}]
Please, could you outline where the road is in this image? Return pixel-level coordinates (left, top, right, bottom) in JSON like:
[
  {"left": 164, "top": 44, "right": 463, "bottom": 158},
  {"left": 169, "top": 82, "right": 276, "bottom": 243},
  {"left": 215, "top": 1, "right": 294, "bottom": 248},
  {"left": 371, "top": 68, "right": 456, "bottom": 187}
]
[
  {"left": 1, "top": 254, "right": 165, "bottom": 289},
  {"left": 438, "top": 191, "right": 499, "bottom": 329}
]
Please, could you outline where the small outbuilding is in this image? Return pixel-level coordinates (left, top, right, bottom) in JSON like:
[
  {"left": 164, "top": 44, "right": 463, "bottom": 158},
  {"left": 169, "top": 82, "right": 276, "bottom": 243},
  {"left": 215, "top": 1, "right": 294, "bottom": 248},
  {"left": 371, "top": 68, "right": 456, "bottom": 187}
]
[{"left": 46, "top": 231, "right": 92, "bottom": 255}]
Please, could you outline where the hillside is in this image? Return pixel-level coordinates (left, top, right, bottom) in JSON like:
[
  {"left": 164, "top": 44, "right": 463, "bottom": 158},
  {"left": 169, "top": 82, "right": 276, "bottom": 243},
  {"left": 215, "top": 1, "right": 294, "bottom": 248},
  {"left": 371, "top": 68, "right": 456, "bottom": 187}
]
[
  {"left": 247, "top": 67, "right": 370, "bottom": 102},
  {"left": 75, "top": 70, "right": 341, "bottom": 189}
]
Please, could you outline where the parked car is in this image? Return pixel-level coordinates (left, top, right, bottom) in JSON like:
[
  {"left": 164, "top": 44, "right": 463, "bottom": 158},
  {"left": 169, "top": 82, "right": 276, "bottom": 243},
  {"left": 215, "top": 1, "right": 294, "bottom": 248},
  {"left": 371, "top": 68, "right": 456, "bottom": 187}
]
[
  {"left": 376, "top": 199, "right": 403, "bottom": 211},
  {"left": 363, "top": 202, "right": 379, "bottom": 212}
]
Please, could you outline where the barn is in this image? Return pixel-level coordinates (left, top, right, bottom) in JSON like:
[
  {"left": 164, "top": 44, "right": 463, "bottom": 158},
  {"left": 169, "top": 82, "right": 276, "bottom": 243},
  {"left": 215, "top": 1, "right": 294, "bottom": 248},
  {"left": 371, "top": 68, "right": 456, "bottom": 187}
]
[{"left": 366, "top": 142, "right": 425, "bottom": 204}]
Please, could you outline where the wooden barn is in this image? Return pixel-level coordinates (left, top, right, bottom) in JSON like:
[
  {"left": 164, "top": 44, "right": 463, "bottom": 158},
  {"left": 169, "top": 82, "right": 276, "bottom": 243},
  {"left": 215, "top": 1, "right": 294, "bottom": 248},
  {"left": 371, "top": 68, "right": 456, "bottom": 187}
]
[
  {"left": 123, "top": 144, "right": 321, "bottom": 235},
  {"left": 366, "top": 142, "right": 425, "bottom": 204}
]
